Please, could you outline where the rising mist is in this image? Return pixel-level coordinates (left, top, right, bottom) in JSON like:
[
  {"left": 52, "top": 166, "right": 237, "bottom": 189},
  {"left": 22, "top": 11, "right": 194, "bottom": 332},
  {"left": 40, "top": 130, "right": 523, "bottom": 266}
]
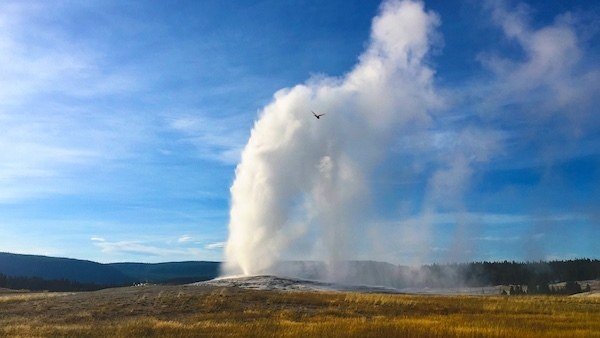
[
  {"left": 223, "top": 0, "right": 441, "bottom": 278},
  {"left": 222, "top": 0, "right": 599, "bottom": 282}
]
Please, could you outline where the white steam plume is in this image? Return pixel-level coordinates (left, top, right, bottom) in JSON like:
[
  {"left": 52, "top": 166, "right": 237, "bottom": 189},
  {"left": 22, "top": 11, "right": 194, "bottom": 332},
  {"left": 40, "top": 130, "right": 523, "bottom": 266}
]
[{"left": 223, "top": 0, "right": 441, "bottom": 277}]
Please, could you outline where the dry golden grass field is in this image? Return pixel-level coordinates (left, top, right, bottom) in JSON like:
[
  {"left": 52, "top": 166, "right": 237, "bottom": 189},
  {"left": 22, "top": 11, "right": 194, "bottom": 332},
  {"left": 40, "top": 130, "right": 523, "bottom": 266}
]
[{"left": 0, "top": 284, "right": 598, "bottom": 337}]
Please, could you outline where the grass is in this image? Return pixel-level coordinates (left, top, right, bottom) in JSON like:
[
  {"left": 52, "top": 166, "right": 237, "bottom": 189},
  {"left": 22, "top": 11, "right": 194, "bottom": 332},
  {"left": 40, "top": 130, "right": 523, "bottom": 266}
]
[
  {"left": 0, "top": 285, "right": 598, "bottom": 337},
  {"left": 0, "top": 292, "right": 72, "bottom": 303}
]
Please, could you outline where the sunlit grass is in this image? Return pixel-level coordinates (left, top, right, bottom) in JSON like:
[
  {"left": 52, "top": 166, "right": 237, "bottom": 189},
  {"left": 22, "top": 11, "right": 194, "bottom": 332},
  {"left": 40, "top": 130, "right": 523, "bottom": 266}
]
[
  {"left": 0, "top": 292, "right": 72, "bottom": 303},
  {"left": 0, "top": 285, "right": 598, "bottom": 337}
]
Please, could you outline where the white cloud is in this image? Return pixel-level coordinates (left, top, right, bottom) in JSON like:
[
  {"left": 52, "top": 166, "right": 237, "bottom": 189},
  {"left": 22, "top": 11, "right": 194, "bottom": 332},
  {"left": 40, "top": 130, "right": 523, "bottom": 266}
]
[
  {"left": 92, "top": 238, "right": 202, "bottom": 257},
  {"left": 387, "top": 212, "right": 587, "bottom": 226},
  {"left": 474, "top": 236, "right": 520, "bottom": 242},
  {"left": 0, "top": 110, "right": 153, "bottom": 203},
  {"left": 170, "top": 115, "right": 248, "bottom": 165},
  {"left": 205, "top": 242, "right": 225, "bottom": 250},
  {"left": 0, "top": 2, "right": 161, "bottom": 203},
  {"left": 177, "top": 235, "right": 193, "bottom": 243},
  {"left": 0, "top": 2, "right": 146, "bottom": 103},
  {"left": 477, "top": 1, "right": 599, "bottom": 135}
]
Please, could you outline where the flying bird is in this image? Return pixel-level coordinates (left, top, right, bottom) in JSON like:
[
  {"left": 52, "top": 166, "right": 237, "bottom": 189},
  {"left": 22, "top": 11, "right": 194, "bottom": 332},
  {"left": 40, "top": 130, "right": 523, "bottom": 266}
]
[{"left": 312, "top": 111, "right": 325, "bottom": 119}]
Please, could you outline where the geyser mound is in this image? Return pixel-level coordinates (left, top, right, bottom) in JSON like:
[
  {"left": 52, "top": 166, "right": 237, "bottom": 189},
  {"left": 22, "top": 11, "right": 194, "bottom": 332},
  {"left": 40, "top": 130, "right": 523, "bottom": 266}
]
[{"left": 194, "top": 275, "right": 402, "bottom": 293}]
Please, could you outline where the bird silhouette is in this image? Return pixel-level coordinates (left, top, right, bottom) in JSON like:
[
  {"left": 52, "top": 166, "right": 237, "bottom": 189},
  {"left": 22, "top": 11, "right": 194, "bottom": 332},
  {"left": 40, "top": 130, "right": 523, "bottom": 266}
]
[{"left": 312, "top": 111, "right": 325, "bottom": 119}]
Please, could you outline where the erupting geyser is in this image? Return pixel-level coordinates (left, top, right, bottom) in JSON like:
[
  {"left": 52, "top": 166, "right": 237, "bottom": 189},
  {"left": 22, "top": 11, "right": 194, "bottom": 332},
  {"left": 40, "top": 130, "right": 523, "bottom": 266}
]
[{"left": 223, "top": 0, "right": 442, "bottom": 278}]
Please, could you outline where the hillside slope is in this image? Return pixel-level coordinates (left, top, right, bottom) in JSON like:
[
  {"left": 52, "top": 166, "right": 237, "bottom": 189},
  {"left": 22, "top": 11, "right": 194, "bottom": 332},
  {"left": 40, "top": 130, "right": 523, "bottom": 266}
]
[
  {"left": 0, "top": 252, "right": 220, "bottom": 285},
  {"left": 109, "top": 261, "right": 220, "bottom": 283},
  {"left": 0, "top": 252, "right": 133, "bottom": 285}
]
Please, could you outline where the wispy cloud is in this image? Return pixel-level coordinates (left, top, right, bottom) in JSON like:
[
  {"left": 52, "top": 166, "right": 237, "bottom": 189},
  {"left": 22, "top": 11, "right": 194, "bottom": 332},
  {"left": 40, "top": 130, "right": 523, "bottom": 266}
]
[
  {"left": 0, "top": 2, "right": 147, "bottom": 103},
  {"left": 170, "top": 115, "right": 248, "bottom": 165},
  {"left": 384, "top": 212, "right": 588, "bottom": 226},
  {"left": 474, "top": 236, "right": 520, "bottom": 242},
  {"left": 0, "top": 2, "right": 158, "bottom": 203},
  {"left": 477, "top": 1, "right": 598, "bottom": 137},
  {"left": 91, "top": 238, "right": 202, "bottom": 257},
  {"left": 205, "top": 242, "right": 225, "bottom": 250},
  {"left": 177, "top": 235, "right": 193, "bottom": 243}
]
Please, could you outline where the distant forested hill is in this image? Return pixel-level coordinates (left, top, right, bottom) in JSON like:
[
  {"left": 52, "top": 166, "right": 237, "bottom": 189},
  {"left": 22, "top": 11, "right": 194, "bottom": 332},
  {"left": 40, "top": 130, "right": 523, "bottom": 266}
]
[
  {"left": 109, "top": 261, "right": 220, "bottom": 284},
  {"left": 0, "top": 252, "right": 220, "bottom": 287},
  {"left": 0, "top": 252, "right": 134, "bottom": 285}
]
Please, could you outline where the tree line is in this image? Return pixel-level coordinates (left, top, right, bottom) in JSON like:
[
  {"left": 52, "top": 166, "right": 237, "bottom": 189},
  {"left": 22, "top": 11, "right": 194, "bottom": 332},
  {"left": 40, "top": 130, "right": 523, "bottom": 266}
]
[
  {"left": 415, "top": 258, "right": 599, "bottom": 289},
  {"left": 503, "top": 281, "right": 591, "bottom": 295},
  {"left": 0, "top": 273, "right": 114, "bottom": 292},
  {"left": 459, "top": 259, "right": 599, "bottom": 285}
]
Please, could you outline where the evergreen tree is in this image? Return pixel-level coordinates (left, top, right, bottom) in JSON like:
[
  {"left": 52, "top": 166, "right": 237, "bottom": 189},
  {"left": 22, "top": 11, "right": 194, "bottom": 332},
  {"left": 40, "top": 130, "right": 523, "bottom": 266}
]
[
  {"left": 538, "top": 282, "right": 551, "bottom": 294},
  {"left": 564, "top": 281, "right": 582, "bottom": 295}
]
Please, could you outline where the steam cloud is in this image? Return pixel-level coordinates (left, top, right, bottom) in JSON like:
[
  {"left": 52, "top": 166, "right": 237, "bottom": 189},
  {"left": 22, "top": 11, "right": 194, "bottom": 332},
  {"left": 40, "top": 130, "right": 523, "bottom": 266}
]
[
  {"left": 224, "top": 0, "right": 441, "bottom": 277},
  {"left": 223, "top": 0, "right": 598, "bottom": 279}
]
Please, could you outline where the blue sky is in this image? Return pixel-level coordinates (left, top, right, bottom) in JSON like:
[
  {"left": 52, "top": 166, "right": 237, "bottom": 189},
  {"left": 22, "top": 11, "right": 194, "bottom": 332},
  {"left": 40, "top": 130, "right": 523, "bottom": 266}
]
[{"left": 0, "top": 0, "right": 598, "bottom": 264}]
